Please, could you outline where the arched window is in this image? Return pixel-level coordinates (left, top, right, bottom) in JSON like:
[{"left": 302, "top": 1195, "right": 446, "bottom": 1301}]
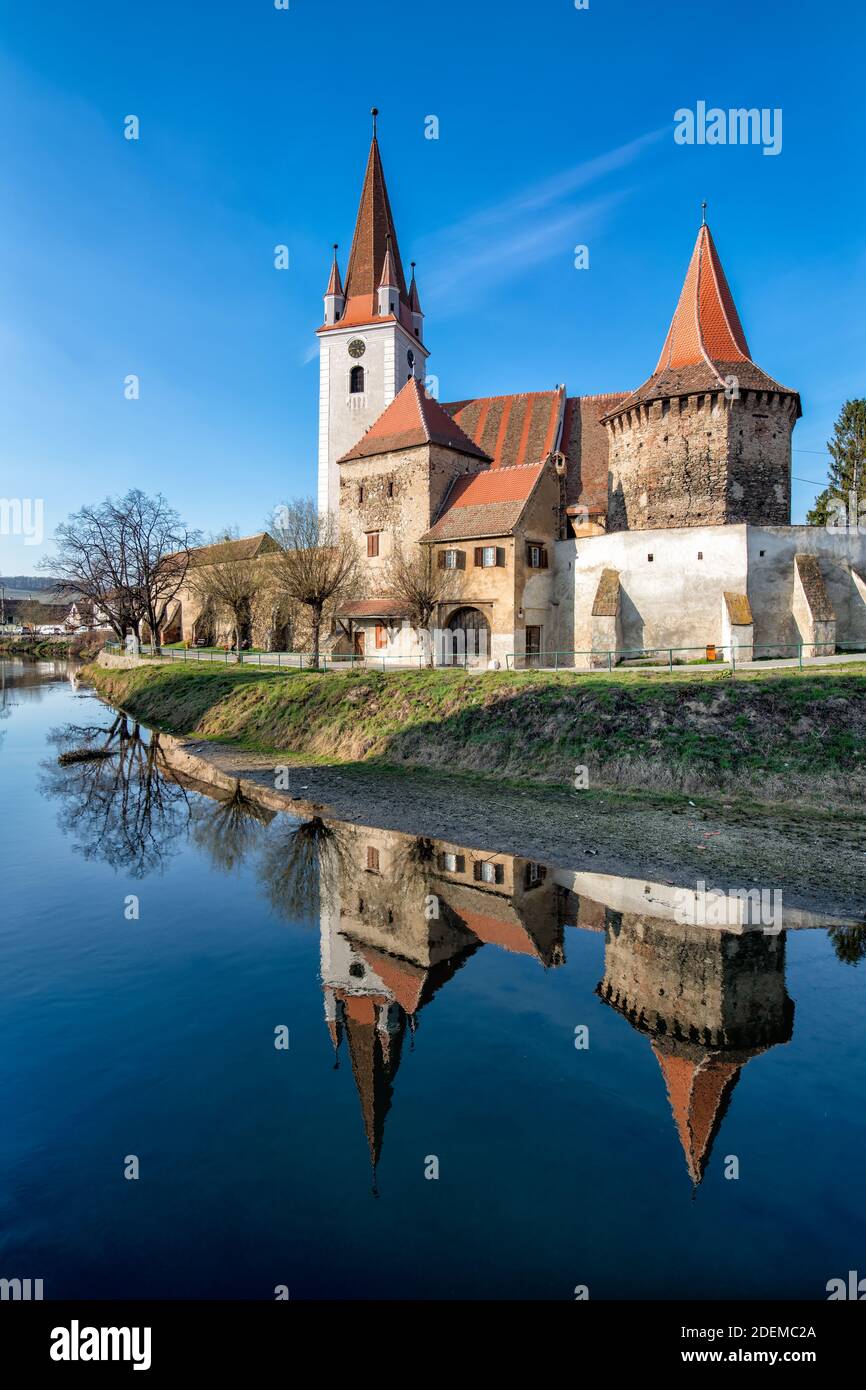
[{"left": 349, "top": 365, "right": 365, "bottom": 394}]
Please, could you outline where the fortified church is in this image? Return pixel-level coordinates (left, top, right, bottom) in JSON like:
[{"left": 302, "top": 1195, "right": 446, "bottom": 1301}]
[{"left": 317, "top": 113, "right": 866, "bottom": 667}]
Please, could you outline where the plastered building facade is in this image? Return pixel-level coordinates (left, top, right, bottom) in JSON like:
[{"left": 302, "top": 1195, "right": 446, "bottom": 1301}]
[{"left": 319, "top": 119, "right": 866, "bottom": 667}]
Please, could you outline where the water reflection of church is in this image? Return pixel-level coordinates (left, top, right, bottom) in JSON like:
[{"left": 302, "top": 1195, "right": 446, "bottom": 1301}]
[
  {"left": 319, "top": 822, "right": 796, "bottom": 1188},
  {"left": 41, "top": 719, "right": 845, "bottom": 1193},
  {"left": 320, "top": 825, "right": 565, "bottom": 1183}
]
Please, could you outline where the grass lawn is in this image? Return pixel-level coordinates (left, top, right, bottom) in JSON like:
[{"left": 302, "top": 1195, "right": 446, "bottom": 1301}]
[{"left": 84, "top": 658, "right": 866, "bottom": 808}]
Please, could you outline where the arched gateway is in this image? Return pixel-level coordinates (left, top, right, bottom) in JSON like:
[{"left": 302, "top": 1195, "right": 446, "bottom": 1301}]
[{"left": 443, "top": 607, "right": 490, "bottom": 666}]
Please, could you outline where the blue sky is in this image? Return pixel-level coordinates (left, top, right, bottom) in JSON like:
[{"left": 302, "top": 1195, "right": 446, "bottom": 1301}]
[{"left": 1, "top": 0, "right": 864, "bottom": 572}]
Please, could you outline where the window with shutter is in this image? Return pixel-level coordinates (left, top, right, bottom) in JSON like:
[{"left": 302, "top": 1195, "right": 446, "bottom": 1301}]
[
  {"left": 374, "top": 623, "right": 387, "bottom": 649},
  {"left": 366, "top": 846, "right": 380, "bottom": 871},
  {"left": 495, "top": 547, "right": 506, "bottom": 567},
  {"left": 367, "top": 532, "right": 380, "bottom": 558},
  {"left": 477, "top": 861, "right": 504, "bottom": 884}
]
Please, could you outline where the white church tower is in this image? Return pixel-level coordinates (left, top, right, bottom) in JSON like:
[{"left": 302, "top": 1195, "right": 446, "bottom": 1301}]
[{"left": 316, "top": 109, "right": 430, "bottom": 519}]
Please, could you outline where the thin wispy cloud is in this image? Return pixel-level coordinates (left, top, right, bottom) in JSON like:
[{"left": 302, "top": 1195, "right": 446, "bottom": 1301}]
[{"left": 418, "top": 128, "right": 665, "bottom": 312}]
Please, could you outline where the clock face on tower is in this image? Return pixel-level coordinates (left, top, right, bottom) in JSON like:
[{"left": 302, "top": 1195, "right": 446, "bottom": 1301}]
[{"left": 347, "top": 338, "right": 366, "bottom": 359}]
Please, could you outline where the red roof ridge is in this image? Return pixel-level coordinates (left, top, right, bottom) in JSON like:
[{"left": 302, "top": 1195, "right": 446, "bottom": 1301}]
[
  {"left": 569, "top": 390, "right": 630, "bottom": 402},
  {"left": 444, "top": 387, "right": 564, "bottom": 408},
  {"left": 337, "top": 377, "right": 491, "bottom": 464}
]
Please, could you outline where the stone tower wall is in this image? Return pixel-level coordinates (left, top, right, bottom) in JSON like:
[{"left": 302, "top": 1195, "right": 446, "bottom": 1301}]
[{"left": 606, "top": 389, "right": 794, "bottom": 532}]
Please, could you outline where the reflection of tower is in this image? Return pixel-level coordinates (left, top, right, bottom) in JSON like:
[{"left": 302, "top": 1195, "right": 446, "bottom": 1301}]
[
  {"left": 319, "top": 823, "right": 565, "bottom": 1183},
  {"left": 597, "top": 912, "right": 794, "bottom": 1186},
  {"left": 319, "top": 824, "right": 478, "bottom": 1187}
]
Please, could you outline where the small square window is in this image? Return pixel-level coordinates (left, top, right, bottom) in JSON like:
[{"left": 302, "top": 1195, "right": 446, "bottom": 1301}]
[
  {"left": 647, "top": 553, "right": 654, "bottom": 562},
  {"left": 697, "top": 551, "right": 703, "bottom": 560},
  {"left": 759, "top": 549, "right": 765, "bottom": 557}
]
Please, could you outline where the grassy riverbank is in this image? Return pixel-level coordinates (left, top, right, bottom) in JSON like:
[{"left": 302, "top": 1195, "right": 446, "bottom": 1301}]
[
  {"left": 82, "top": 657, "right": 866, "bottom": 809},
  {"left": 1, "top": 636, "right": 106, "bottom": 660}
]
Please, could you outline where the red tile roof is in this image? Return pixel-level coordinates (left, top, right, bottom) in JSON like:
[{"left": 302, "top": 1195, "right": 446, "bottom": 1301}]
[
  {"left": 186, "top": 532, "right": 280, "bottom": 568},
  {"left": 442, "top": 388, "right": 565, "bottom": 469},
  {"left": 659, "top": 222, "right": 751, "bottom": 370},
  {"left": 358, "top": 946, "right": 427, "bottom": 1015},
  {"left": 421, "top": 462, "right": 545, "bottom": 542},
  {"left": 652, "top": 1045, "right": 743, "bottom": 1186},
  {"left": 337, "top": 377, "right": 491, "bottom": 464},
  {"left": 458, "top": 906, "right": 541, "bottom": 959},
  {"left": 336, "top": 597, "right": 409, "bottom": 619},
  {"left": 605, "top": 223, "right": 800, "bottom": 419}
]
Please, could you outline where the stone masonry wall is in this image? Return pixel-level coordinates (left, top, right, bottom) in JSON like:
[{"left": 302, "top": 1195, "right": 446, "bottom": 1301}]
[
  {"left": 606, "top": 390, "right": 794, "bottom": 532},
  {"left": 338, "top": 442, "right": 474, "bottom": 577}
]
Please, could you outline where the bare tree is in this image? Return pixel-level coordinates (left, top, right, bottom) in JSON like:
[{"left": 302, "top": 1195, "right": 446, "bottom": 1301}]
[
  {"left": 43, "top": 490, "right": 198, "bottom": 649},
  {"left": 269, "top": 499, "right": 360, "bottom": 668},
  {"left": 41, "top": 497, "right": 141, "bottom": 640},
  {"left": 386, "top": 543, "right": 463, "bottom": 666},
  {"left": 123, "top": 490, "right": 198, "bottom": 654},
  {"left": 187, "top": 551, "right": 261, "bottom": 654}
]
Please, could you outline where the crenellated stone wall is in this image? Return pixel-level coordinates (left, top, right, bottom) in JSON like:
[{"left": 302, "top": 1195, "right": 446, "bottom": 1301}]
[{"left": 606, "top": 389, "right": 795, "bottom": 532}]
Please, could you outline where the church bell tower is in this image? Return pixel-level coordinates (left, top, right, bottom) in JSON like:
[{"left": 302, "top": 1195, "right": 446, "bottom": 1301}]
[{"left": 316, "top": 109, "right": 430, "bottom": 519}]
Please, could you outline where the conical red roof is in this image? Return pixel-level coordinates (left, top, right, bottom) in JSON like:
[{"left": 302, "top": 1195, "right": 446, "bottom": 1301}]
[
  {"left": 378, "top": 236, "right": 398, "bottom": 289},
  {"left": 325, "top": 248, "right": 343, "bottom": 298},
  {"left": 344, "top": 133, "right": 407, "bottom": 302},
  {"left": 655, "top": 223, "right": 750, "bottom": 372},
  {"left": 653, "top": 1045, "right": 743, "bottom": 1186},
  {"left": 337, "top": 377, "right": 492, "bottom": 464},
  {"left": 605, "top": 221, "right": 799, "bottom": 418},
  {"left": 408, "top": 266, "right": 422, "bottom": 314}
]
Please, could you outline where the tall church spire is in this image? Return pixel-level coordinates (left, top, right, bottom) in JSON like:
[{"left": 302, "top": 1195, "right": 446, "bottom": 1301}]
[{"left": 343, "top": 110, "right": 408, "bottom": 307}]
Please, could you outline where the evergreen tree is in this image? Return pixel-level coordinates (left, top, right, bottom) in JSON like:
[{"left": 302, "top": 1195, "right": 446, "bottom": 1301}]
[{"left": 806, "top": 398, "right": 866, "bottom": 526}]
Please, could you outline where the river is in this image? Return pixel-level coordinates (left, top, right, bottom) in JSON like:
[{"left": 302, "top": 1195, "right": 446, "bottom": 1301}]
[{"left": 1, "top": 657, "right": 864, "bottom": 1299}]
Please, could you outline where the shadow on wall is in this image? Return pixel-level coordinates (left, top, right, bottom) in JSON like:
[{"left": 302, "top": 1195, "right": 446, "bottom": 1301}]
[{"left": 618, "top": 586, "right": 645, "bottom": 653}]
